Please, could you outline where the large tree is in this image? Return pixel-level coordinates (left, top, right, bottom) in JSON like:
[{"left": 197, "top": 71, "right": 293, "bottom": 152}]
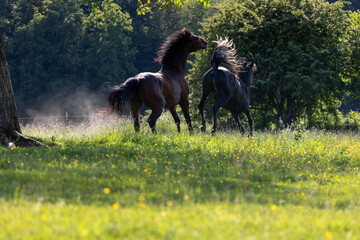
[{"left": 0, "top": 34, "right": 46, "bottom": 147}]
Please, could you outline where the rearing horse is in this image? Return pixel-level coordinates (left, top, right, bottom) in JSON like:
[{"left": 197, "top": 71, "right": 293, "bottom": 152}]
[
  {"left": 198, "top": 37, "right": 256, "bottom": 135},
  {"left": 108, "top": 28, "right": 207, "bottom": 133}
]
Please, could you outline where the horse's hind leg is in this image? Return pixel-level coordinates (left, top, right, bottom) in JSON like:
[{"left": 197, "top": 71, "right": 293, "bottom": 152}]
[
  {"left": 147, "top": 107, "right": 163, "bottom": 133},
  {"left": 231, "top": 112, "right": 245, "bottom": 134},
  {"left": 169, "top": 106, "right": 181, "bottom": 133},
  {"left": 129, "top": 97, "right": 142, "bottom": 132},
  {"left": 212, "top": 96, "right": 231, "bottom": 134},
  {"left": 146, "top": 95, "right": 165, "bottom": 133},
  {"left": 198, "top": 88, "right": 210, "bottom": 133},
  {"left": 132, "top": 111, "right": 140, "bottom": 132},
  {"left": 136, "top": 76, "right": 165, "bottom": 133},
  {"left": 245, "top": 110, "right": 253, "bottom": 136}
]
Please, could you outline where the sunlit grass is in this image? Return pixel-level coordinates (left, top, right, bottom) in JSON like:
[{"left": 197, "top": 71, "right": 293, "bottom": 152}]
[
  {"left": 2, "top": 201, "right": 360, "bottom": 239},
  {"left": 1, "top": 112, "right": 359, "bottom": 239}
]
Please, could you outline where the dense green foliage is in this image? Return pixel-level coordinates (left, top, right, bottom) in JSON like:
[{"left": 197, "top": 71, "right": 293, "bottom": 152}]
[
  {"left": 188, "top": 0, "right": 359, "bottom": 129},
  {"left": 1, "top": 118, "right": 360, "bottom": 238},
  {"left": 1, "top": 0, "right": 213, "bottom": 117},
  {"left": 3, "top": 0, "right": 135, "bottom": 116},
  {"left": 1, "top": 0, "right": 359, "bottom": 129},
  {"left": 136, "top": 0, "right": 211, "bottom": 14},
  {"left": 347, "top": 11, "right": 360, "bottom": 98}
]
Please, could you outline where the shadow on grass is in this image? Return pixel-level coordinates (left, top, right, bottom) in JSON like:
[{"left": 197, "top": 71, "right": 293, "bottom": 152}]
[{"left": 1, "top": 130, "right": 359, "bottom": 210}]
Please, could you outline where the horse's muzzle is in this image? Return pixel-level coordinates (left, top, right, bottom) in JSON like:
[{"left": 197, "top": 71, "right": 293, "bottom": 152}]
[{"left": 201, "top": 39, "right": 208, "bottom": 49}]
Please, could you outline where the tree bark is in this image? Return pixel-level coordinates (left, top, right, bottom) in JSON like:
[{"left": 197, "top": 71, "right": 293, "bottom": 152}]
[{"left": 0, "top": 34, "right": 47, "bottom": 148}]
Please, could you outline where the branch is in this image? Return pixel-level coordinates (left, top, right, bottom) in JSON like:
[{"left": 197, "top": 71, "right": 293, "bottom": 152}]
[
  {"left": 10, "top": 129, "right": 48, "bottom": 148},
  {"left": 27, "top": 0, "right": 46, "bottom": 16}
]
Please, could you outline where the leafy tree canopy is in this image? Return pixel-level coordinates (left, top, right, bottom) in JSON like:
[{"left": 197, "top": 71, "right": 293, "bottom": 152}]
[
  {"left": 188, "top": 0, "right": 357, "bottom": 129},
  {"left": 136, "top": 0, "right": 211, "bottom": 15},
  {"left": 83, "top": 0, "right": 211, "bottom": 14},
  {"left": 2, "top": 0, "right": 213, "bottom": 116},
  {"left": 5, "top": 0, "right": 135, "bottom": 116},
  {"left": 2, "top": 0, "right": 359, "bottom": 126}
]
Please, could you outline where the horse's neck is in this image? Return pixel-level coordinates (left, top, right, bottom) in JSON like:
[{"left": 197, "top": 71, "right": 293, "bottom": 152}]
[
  {"left": 163, "top": 47, "right": 190, "bottom": 74},
  {"left": 238, "top": 77, "right": 251, "bottom": 96},
  {"left": 242, "top": 79, "right": 252, "bottom": 89},
  {"left": 237, "top": 72, "right": 252, "bottom": 89},
  {"left": 241, "top": 82, "right": 250, "bottom": 96}
]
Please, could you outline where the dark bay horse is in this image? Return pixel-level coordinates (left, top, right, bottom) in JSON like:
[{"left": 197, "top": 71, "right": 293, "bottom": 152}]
[
  {"left": 108, "top": 28, "right": 207, "bottom": 133},
  {"left": 198, "top": 37, "right": 257, "bottom": 135}
]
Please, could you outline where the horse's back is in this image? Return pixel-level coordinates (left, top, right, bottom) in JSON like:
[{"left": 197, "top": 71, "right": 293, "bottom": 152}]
[
  {"left": 135, "top": 72, "right": 163, "bottom": 93},
  {"left": 210, "top": 67, "right": 237, "bottom": 96},
  {"left": 201, "top": 69, "right": 215, "bottom": 89},
  {"left": 134, "top": 72, "right": 166, "bottom": 109}
]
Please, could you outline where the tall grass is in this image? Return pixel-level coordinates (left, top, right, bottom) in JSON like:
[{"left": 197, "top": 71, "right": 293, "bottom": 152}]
[{"left": 1, "top": 112, "right": 359, "bottom": 239}]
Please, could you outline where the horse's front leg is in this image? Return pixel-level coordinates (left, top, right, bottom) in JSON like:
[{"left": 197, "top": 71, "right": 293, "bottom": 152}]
[{"left": 179, "top": 97, "right": 193, "bottom": 133}]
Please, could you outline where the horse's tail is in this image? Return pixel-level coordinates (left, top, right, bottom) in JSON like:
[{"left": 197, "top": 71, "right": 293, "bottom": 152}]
[
  {"left": 107, "top": 78, "right": 138, "bottom": 114},
  {"left": 211, "top": 36, "right": 240, "bottom": 73}
]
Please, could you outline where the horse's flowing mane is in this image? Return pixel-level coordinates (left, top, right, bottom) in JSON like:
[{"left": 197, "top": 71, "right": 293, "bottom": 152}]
[
  {"left": 211, "top": 36, "right": 240, "bottom": 73},
  {"left": 154, "top": 28, "right": 192, "bottom": 66}
]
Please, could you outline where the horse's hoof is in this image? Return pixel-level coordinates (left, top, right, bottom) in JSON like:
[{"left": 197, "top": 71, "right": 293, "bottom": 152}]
[
  {"left": 248, "top": 132, "right": 254, "bottom": 137},
  {"left": 240, "top": 128, "right": 245, "bottom": 135}
]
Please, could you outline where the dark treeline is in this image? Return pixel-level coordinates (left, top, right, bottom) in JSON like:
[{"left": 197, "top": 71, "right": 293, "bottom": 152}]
[
  {"left": 1, "top": 0, "right": 212, "bottom": 117},
  {"left": 1, "top": 0, "right": 359, "bottom": 130}
]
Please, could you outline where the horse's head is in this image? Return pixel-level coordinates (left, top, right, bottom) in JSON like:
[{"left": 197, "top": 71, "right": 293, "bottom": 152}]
[
  {"left": 249, "top": 62, "right": 257, "bottom": 72},
  {"left": 240, "top": 61, "right": 257, "bottom": 72},
  {"left": 238, "top": 61, "right": 257, "bottom": 87},
  {"left": 183, "top": 28, "right": 207, "bottom": 52},
  {"left": 155, "top": 28, "right": 207, "bottom": 66}
]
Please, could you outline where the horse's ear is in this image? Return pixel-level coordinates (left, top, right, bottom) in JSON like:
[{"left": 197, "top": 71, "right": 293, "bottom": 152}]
[
  {"left": 240, "top": 61, "right": 247, "bottom": 67},
  {"left": 182, "top": 28, "right": 191, "bottom": 33},
  {"left": 250, "top": 62, "right": 257, "bottom": 71},
  {"left": 181, "top": 28, "right": 192, "bottom": 36}
]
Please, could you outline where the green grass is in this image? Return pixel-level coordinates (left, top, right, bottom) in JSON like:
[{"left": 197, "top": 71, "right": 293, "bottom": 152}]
[{"left": 1, "top": 113, "right": 360, "bottom": 239}]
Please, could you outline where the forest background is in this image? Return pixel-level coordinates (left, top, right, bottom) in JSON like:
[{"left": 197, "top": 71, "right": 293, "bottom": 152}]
[{"left": 1, "top": 0, "right": 359, "bottom": 130}]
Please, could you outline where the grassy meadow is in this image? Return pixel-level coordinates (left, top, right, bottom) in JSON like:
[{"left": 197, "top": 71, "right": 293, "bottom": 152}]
[{"left": 1, "top": 113, "right": 360, "bottom": 239}]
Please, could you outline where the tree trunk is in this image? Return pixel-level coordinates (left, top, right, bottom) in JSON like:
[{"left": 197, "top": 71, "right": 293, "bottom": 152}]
[{"left": 0, "top": 34, "right": 47, "bottom": 148}]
